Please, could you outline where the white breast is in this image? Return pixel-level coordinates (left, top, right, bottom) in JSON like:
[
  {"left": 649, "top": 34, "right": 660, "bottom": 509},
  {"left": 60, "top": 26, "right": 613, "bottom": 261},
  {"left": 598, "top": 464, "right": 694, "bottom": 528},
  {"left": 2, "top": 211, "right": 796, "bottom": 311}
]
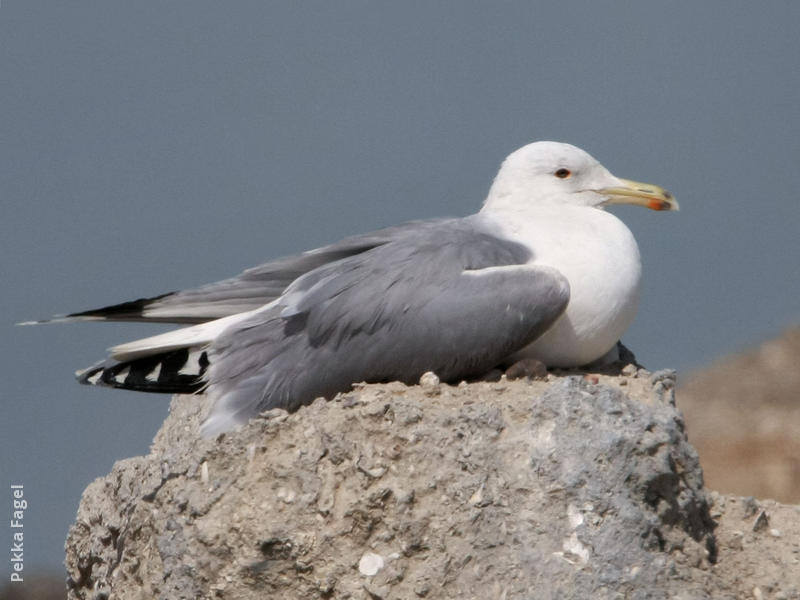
[{"left": 483, "top": 204, "right": 642, "bottom": 367}]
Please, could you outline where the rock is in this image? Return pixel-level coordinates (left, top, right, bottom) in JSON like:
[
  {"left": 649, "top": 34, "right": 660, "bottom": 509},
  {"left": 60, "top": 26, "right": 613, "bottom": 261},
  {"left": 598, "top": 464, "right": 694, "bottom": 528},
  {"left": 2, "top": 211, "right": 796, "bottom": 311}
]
[
  {"left": 503, "top": 358, "right": 547, "bottom": 380},
  {"left": 418, "top": 371, "right": 441, "bottom": 395},
  {"left": 678, "top": 325, "right": 800, "bottom": 502},
  {"left": 64, "top": 371, "right": 800, "bottom": 599},
  {"left": 752, "top": 510, "right": 770, "bottom": 532},
  {"left": 358, "top": 551, "right": 385, "bottom": 576}
]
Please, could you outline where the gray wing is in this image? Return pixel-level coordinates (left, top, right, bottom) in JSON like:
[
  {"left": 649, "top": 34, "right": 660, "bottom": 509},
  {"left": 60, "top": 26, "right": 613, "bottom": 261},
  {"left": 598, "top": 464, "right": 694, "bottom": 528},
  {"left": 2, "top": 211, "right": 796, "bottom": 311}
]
[
  {"left": 64, "top": 218, "right": 456, "bottom": 324},
  {"left": 202, "top": 219, "right": 569, "bottom": 435}
]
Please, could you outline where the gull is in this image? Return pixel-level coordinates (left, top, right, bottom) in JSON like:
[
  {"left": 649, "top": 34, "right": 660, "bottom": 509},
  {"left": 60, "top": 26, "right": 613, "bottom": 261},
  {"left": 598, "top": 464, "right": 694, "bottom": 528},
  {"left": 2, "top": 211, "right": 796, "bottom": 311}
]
[{"left": 45, "top": 142, "right": 677, "bottom": 436}]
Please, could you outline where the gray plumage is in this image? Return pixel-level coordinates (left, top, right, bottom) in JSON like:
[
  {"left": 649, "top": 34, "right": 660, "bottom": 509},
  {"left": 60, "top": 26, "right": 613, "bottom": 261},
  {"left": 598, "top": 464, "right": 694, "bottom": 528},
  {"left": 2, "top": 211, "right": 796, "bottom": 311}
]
[
  {"left": 68, "top": 220, "right": 457, "bottom": 324},
  {"left": 202, "top": 217, "right": 568, "bottom": 433}
]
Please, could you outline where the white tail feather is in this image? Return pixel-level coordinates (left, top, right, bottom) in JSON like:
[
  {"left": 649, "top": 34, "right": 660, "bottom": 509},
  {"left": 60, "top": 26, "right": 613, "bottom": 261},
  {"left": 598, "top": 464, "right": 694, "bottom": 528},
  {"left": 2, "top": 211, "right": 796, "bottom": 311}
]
[{"left": 110, "top": 306, "right": 269, "bottom": 361}]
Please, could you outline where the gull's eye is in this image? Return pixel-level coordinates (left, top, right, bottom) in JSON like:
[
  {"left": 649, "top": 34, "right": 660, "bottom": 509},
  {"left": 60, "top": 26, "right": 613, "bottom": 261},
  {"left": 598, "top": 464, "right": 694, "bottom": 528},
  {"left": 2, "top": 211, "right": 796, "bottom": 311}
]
[{"left": 554, "top": 168, "right": 572, "bottom": 179}]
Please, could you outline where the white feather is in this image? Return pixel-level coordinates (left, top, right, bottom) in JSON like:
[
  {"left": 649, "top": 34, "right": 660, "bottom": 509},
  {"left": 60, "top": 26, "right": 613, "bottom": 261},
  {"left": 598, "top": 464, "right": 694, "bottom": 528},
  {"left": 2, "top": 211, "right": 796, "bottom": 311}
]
[
  {"left": 145, "top": 363, "right": 162, "bottom": 382},
  {"left": 110, "top": 303, "right": 274, "bottom": 361}
]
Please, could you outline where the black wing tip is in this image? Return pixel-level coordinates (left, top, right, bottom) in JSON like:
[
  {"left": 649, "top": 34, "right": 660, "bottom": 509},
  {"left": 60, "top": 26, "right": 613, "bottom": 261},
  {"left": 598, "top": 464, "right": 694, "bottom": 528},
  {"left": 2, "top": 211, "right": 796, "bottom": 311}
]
[
  {"left": 75, "top": 361, "right": 107, "bottom": 385},
  {"left": 17, "top": 315, "right": 99, "bottom": 326},
  {"left": 77, "top": 348, "right": 208, "bottom": 394},
  {"left": 66, "top": 292, "right": 176, "bottom": 322},
  {"left": 19, "top": 292, "right": 180, "bottom": 326}
]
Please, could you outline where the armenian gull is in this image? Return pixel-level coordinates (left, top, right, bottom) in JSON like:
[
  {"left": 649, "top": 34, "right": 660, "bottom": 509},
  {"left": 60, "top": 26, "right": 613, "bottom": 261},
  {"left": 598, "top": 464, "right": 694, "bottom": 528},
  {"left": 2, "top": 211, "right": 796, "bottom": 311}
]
[{"left": 53, "top": 141, "right": 678, "bottom": 436}]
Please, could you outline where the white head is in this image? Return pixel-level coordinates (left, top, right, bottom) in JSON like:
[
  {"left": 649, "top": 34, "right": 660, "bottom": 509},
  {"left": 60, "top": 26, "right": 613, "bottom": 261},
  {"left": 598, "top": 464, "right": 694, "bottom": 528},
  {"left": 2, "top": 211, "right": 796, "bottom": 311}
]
[{"left": 482, "top": 141, "right": 676, "bottom": 214}]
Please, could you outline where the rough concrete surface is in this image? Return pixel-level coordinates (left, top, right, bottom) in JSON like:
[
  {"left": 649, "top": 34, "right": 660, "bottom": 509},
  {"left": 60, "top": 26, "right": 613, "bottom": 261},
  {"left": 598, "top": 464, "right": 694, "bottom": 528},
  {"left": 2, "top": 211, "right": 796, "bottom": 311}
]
[{"left": 64, "top": 367, "right": 800, "bottom": 599}]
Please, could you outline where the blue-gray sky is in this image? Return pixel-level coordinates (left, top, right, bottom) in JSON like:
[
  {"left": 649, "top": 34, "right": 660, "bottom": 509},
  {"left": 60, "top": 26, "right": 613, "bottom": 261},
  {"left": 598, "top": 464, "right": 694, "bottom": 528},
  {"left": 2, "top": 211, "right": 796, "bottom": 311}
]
[{"left": 2, "top": 1, "right": 798, "bottom": 578}]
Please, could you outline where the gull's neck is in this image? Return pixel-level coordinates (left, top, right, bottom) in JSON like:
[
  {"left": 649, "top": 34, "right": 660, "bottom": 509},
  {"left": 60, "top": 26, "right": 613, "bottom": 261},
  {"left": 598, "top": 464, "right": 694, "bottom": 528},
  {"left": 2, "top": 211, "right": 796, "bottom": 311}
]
[
  {"left": 479, "top": 188, "right": 610, "bottom": 243},
  {"left": 482, "top": 181, "right": 563, "bottom": 217}
]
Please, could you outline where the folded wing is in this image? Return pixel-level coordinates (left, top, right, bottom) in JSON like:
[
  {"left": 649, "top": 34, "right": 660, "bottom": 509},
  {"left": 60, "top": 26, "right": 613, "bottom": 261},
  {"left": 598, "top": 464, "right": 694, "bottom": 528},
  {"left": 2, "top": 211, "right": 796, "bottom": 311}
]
[
  {"left": 73, "top": 217, "right": 570, "bottom": 437},
  {"left": 202, "top": 220, "right": 569, "bottom": 435},
  {"left": 62, "top": 219, "right": 456, "bottom": 324}
]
